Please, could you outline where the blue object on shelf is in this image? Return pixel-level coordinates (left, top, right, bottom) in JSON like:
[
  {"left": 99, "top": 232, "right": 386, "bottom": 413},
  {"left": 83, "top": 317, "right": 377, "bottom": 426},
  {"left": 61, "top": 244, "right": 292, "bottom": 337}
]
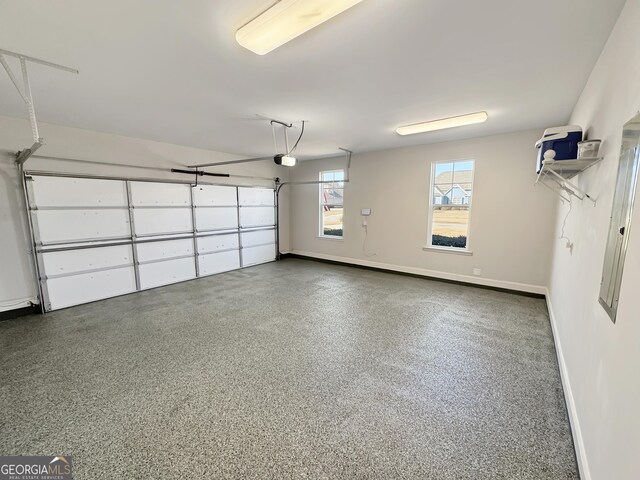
[{"left": 535, "top": 125, "right": 583, "bottom": 173}]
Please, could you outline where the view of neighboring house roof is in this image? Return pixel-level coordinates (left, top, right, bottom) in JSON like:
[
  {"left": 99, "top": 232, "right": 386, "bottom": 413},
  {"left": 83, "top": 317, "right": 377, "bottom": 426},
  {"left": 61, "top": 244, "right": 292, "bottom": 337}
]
[
  {"left": 443, "top": 185, "right": 470, "bottom": 197},
  {"left": 434, "top": 185, "right": 470, "bottom": 196},
  {"left": 434, "top": 170, "right": 473, "bottom": 205},
  {"left": 435, "top": 170, "right": 473, "bottom": 186},
  {"left": 323, "top": 188, "right": 344, "bottom": 205}
]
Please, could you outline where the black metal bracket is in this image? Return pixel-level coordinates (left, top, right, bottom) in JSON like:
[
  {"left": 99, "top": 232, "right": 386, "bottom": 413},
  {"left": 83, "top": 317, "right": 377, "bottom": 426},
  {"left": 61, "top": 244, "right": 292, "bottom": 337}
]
[{"left": 171, "top": 168, "right": 231, "bottom": 186}]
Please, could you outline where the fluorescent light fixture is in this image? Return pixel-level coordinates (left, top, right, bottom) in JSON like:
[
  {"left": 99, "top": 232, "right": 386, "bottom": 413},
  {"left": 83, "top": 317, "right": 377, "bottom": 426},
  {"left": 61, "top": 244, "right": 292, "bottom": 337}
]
[
  {"left": 396, "top": 111, "right": 489, "bottom": 136},
  {"left": 274, "top": 154, "right": 297, "bottom": 166},
  {"left": 236, "top": 0, "right": 364, "bottom": 55}
]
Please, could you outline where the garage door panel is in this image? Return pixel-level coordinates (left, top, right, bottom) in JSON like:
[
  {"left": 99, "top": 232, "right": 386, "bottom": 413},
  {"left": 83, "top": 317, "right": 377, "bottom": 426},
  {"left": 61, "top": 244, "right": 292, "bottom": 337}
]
[
  {"left": 195, "top": 207, "right": 238, "bottom": 231},
  {"left": 197, "top": 233, "right": 239, "bottom": 254},
  {"left": 193, "top": 185, "right": 237, "bottom": 206},
  {"left": 30, "top": 176, "right": 127, "bottom": 207},
  {"left": 238, "top": 187, "right": 274, "bottom": 206},
  {"left": 130, "top": 182, "right": 191, "bottom": 206},
  {"left": 28, "top": 174, "right": 276, "bottom": 311},
  {"left": 242, "top": 244, "right": 276, "bottom": 266},
  {"left": 34, "top": 209, "right": 131, "bottom": 243},
  {"left": 139, "top": 257, "right": 196, "bottom": 289},
  {"left": 136, "top": 239, "right": 194, "bottom": 263},
  {"left": 133, "top": 208, "right": 192, "bottom": 236},
  {"left": 241, "top": 229, "right": 275, "bottom": 247},
  {"left": 42, "top": 245, "right": 133, "bottom": 276},
  {"left": 46, "top": 266, "right": 136, "bottom": 310},
  {"left": 239, "top": 207, "right": 275, "bottom": 228},
  {"left": 198, "top": 250, "right": 240, "bottom": 276}
]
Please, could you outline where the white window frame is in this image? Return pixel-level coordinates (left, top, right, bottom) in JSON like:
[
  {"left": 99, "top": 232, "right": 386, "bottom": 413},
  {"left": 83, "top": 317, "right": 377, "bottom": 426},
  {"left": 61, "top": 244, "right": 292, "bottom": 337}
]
[
  {"left": 424, "top": 159, "right": 475, "bottom": 255},
  {"left": 319, "top": 169, "right": 344, "bottom": 239}
]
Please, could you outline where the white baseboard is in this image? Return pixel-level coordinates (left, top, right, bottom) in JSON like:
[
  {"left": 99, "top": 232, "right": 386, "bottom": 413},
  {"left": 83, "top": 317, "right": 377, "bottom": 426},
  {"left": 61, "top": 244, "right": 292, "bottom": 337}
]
[
  {"left": 0, "top": 296, "right": 36, "bottom": 313},
  {"left": 288, "top": 250, "right": 546, "bottom": 295},
  {"left": 545, "top": 289, "right": 590, "bottom": 480}
]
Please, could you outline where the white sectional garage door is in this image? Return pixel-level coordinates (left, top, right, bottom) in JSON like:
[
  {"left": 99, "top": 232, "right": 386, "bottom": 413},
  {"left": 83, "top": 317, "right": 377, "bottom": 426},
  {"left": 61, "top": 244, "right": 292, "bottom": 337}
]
[{"left": 26, "top": 174, "right": 277, "bottom": 311}]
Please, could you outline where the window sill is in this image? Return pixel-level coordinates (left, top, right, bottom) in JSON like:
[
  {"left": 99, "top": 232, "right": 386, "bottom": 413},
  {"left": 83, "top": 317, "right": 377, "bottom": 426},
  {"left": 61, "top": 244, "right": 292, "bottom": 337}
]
[
  {"left": 422, "top": 246, "right": 473, "bottom": 256},
  {"left": 318, "top": 235, "right": 344, "bottom": 241}
]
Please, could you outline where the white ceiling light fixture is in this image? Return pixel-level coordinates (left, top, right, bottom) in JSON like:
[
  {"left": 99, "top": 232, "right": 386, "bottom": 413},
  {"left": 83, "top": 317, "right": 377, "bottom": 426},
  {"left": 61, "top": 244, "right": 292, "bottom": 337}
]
[
  {"left": 236, "top": 0, "right": 364, "bottom": 55},
  {"left": 396, "top": 111, "right": 489, "bottom": 136}
]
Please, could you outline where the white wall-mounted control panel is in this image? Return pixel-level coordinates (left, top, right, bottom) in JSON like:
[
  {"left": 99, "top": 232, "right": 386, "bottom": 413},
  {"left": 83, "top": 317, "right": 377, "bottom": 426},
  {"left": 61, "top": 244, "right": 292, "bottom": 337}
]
[{"left": 361, "top": 208, "right": 371, "bottom": 216}]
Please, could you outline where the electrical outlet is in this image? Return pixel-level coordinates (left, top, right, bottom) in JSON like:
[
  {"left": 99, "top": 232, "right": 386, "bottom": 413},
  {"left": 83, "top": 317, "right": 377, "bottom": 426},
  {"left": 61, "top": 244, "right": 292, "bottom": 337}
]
[
  {"left": 473, "top": 268, "right": 482, "bottom": 276},
  {"left": 361, "top": 208, "right": 371, "bottom": 216}
]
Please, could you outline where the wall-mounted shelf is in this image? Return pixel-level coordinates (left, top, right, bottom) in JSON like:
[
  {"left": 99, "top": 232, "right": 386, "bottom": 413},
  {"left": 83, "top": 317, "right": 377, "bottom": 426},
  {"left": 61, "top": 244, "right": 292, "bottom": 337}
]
[
  {"left": 539, "top": 157, "right": 602, "bottom": 179},
  {"left": 535, "top": 157, "right": 603, "bottom": 204}
]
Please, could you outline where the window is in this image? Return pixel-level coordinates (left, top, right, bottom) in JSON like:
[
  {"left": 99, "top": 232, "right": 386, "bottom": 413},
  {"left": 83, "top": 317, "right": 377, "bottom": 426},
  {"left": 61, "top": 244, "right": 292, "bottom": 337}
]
[
  {"left": 319, "top": 170, "right": 344, "bottom": 238},
  {"left": 428, "top": 160, "right": 475, "bottom": 250}
]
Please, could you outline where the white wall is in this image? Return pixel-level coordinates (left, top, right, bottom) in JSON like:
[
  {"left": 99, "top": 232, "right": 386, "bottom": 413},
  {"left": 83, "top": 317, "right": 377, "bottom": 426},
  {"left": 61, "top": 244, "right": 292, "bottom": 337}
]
[
  {"left": 546, "top": 0, "right": 640, "bottom": 478},
  {"left": 0, "top": 115, "right": 289, "bottom": 311},
  {"left": 288, "top": 129, "right": 556, "bottom": 293}
]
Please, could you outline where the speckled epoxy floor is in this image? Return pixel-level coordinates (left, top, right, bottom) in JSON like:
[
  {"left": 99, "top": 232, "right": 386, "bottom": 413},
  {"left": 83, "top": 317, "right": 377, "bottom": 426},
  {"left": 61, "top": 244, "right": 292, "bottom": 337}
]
[{"left": 0, "top": 258, "right": 578, "bottom": 479}]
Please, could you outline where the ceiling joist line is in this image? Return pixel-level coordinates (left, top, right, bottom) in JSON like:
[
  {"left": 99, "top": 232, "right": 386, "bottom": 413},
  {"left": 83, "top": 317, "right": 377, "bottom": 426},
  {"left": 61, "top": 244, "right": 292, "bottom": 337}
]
[{"left": 0, "top": 48, "right": 79, "bottom": 166}]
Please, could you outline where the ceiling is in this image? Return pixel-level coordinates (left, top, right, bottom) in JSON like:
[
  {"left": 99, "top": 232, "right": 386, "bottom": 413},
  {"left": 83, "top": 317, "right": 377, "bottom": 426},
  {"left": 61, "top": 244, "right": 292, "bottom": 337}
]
[{"left": 0, "top": 0, "right": 626, "bottom": 159}]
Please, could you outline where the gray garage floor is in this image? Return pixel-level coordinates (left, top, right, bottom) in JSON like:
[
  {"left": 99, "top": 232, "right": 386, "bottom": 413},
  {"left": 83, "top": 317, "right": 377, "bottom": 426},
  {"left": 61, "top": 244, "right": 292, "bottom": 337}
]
[{"left": 0, "top": 258, "right": 578, "bottom": 479}]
